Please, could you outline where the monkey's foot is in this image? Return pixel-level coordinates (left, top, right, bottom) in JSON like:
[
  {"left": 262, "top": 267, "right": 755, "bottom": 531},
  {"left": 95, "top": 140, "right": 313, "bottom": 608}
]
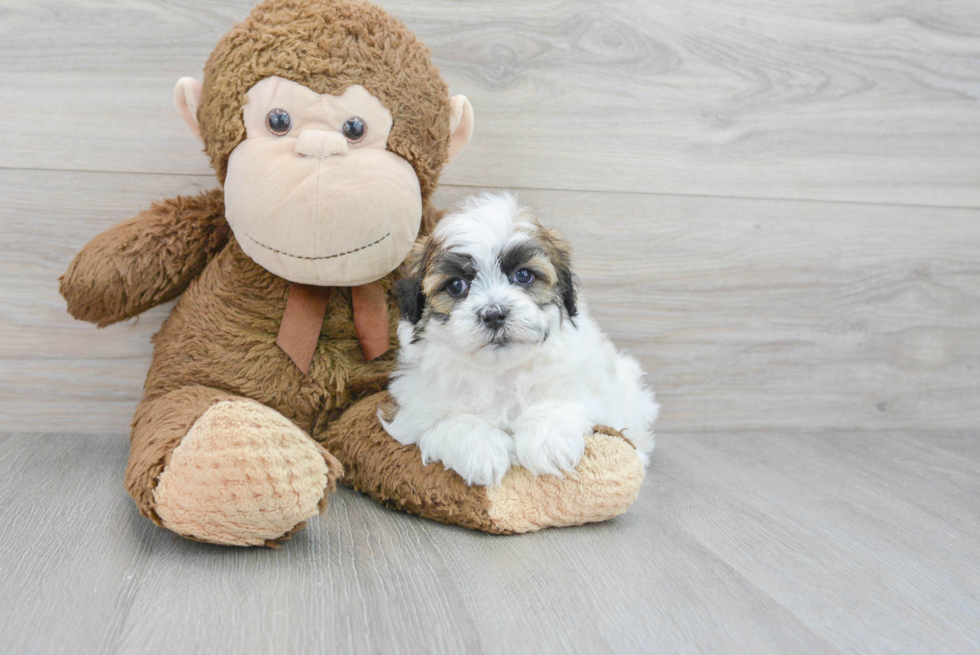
[
  {"left": 320, "top": 393, "right": 644, "bottom": 534},
  {"left": 152, "top": 399, "right": 341, "bottom": 547},
  {"left": 484, "top": 428, "right": 644, "bottom": 533}
]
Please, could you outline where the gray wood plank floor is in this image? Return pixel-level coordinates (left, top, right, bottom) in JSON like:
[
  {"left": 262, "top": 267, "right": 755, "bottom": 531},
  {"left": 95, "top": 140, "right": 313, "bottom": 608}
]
[
  {"left": 1, "top": 431, "right": 977, "bottom": 654},
  {"left": 1, "top": 0, "right": 979, "bottom": 652}
]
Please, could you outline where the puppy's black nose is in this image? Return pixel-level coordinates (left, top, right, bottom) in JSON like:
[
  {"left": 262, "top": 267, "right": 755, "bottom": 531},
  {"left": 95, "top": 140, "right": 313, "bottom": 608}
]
[{"left": 481, "top": 306, "right": 508, "bottom": 330}]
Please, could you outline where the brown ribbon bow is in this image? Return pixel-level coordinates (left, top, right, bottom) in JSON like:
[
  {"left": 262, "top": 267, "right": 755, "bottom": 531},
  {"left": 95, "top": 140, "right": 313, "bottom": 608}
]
[{"left": 276, "top": 281, "right": 390, "bottom": 375}]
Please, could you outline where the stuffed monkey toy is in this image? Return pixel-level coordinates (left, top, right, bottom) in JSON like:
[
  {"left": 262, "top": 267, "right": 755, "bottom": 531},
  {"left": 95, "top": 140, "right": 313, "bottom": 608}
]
[{"left": 60, "top": 0, "right": 645, "bottom": 547}]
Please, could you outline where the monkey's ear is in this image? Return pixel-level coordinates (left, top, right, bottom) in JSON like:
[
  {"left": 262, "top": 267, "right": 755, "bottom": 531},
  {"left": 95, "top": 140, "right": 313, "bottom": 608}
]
[
  {"left": 174, "top": 77, "right": 204, "bottom": 142},
  {"left": 446, "top": 95, "right": 474, "bottom": 163}
]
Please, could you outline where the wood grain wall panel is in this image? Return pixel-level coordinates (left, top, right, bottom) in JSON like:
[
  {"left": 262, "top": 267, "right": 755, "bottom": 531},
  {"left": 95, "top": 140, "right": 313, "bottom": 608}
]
[
  {"left": 3, "top": 170, "right": 976, "bottom": 433},
  {"left": 1, "top": 0, "right": 977, "bottom": 206}
]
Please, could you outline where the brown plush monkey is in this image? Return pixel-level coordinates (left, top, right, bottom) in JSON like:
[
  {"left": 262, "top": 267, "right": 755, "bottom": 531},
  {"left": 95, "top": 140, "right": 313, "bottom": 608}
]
[{"left": 60, "top": 0, "right": 644, "bottom": 547}]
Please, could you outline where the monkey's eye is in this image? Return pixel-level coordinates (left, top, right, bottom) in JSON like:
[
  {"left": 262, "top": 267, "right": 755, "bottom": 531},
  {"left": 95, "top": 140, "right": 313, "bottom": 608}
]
[
  {"left": 266, "top": 108, "right": 292, "bottom": 136},
  {"left": 342, "top": 117, "right": 366, "bottom": 142},
  {"left": 446, "top": 278, "right": 469, "bottom": 297},
  {"left": 513, "top": 268, "right": 536, "bottom": 286}
]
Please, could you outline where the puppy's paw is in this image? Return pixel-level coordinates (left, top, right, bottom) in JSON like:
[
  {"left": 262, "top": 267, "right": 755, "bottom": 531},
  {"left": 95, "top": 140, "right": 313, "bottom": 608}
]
[
  {"left": 449, "top": 432, "right": 515, "bottom": 488},
  {"left": 420, "top": 418, "right": 515, "bottom": 488},
  {"left": 513, "top": 414, "right": 589, "bottom": 478}
]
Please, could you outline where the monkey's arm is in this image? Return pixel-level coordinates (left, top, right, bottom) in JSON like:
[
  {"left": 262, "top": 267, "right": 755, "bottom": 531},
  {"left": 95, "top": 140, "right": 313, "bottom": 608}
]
[{"left": 60, "top": 188, "right": 230, "bottom": 327}]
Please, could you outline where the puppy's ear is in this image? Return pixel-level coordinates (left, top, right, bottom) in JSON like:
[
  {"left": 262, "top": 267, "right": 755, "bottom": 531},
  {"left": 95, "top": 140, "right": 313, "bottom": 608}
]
[
  {"left": 558, "top": 261, "right": 578, "bottom": 318},
  {"left": 541, "top": 227, "right": 578, "bottom": 318},
  {"left": 557, "top": 259, "right": 578, "bottom": 318},
  {"left": 396, "top": 236, "right": 437, "bottom": 324},
  {"left": 396, "top": 275, "right": 425, "bottom": 324}
]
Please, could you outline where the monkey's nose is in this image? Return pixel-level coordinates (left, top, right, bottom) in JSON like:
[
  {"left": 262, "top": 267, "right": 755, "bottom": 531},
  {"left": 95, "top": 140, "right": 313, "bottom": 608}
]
[
  {"left": 480, "top": 305, "right": 509, "bottom": 330},
  {"left": 295, "top": 130, "right": 349, "bottom": 158}
]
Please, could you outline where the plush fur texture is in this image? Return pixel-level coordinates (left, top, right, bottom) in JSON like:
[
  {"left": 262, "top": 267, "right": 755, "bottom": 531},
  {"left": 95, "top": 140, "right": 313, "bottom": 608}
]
[
  {"left": 382, "top": 193, "right": 659, "bottom": 487},
  {"left": 319, "top": 392, "right": 645, "bottom": 533},
  {"left": 124, "top": 230, "right": 401, "bottom": 545},
  {"left": 223, "top": 76, "right": 428, "bottom": 285},
  {"left": 199, "top": 0, "right": 452, "bottom": 198},
  {"left": 60, "top": 0, "right": 452, "bottom": 546},
  {"left": 60, "top": 0, "right": 648, "bottom": 546},
  {"left": 153, "top": 399, "right": 340, "bottom": 547},
  {"left": 60, "top": 189, "right": 230, "bottom": 327},
  {"left": 485, "top": 428, "right": 645, "bottom": 533}
]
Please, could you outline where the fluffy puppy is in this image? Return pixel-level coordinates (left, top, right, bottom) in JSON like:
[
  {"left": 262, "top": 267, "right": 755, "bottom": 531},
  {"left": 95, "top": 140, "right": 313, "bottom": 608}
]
[{"left": 381, "top": 193, "right": 659, "bottom": 487}]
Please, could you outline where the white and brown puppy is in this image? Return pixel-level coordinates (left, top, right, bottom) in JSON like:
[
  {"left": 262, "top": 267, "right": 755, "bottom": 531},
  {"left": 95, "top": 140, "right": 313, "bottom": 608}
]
[{"left": 380, "top": 193, "right": 659, "bottom": 487}]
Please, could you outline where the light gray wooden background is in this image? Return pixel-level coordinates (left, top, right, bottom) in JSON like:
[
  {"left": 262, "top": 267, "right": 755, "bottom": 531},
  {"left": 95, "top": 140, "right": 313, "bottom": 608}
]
[{"left": 1, "top": 1, "right": 978, "bottom": 653}]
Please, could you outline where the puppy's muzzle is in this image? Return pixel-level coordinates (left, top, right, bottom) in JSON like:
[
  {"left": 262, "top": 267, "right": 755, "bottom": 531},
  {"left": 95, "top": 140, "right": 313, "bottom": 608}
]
[{"left": 479, "top": 305, "right": 509, "bottom": 331}]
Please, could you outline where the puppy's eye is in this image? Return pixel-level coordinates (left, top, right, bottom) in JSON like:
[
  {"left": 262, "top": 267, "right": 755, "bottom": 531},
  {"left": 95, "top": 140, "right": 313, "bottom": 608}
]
[
  {"left": 266, "top": 108, "right": 292, "bottom": 136},
  {"left": 513, "top": 268, "right": 535, "bottom": 286},
  {"left": 343, "top": 117, "right": 366, "bottom": 142},
  {"left": 446, "top": 278, "right": 469, "bottom": 297}
]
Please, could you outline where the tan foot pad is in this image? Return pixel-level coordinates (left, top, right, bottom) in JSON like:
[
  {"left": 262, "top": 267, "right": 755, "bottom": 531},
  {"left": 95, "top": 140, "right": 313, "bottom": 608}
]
[
  {"left": 321, "top": 392, "right": 645, "bottom": 535},
  {"left": 153, "top": 399, "right": 335, "bottom": 547},
  {"left": 486, "top": 433, "right": 644, "bottom": 533}
]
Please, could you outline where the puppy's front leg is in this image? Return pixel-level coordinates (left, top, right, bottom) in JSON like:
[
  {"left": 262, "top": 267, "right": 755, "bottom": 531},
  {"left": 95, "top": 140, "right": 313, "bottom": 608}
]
[
  {"left": 512, "top": 401, "right": 592, "bottom": 477},
  {"left": 419, "top": 415, "right": 515, "bottom": 488}
]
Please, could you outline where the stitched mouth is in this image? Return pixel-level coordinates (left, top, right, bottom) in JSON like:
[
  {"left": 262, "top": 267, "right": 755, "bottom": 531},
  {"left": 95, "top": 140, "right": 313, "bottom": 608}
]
[{"left": 244, "top": 232, "right": 391, "bottom": 261}]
